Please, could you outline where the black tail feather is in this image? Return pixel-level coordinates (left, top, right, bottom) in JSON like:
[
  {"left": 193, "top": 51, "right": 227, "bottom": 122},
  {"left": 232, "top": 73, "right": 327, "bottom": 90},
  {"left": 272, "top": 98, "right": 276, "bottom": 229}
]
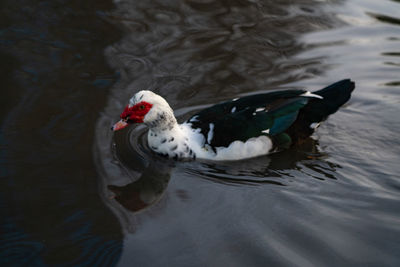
[
  {"left": 286, "top": 79, "right": 355, "bottom": 144},
  {"left": 311, "top": 79, "right": 355, "bottom": 122}
]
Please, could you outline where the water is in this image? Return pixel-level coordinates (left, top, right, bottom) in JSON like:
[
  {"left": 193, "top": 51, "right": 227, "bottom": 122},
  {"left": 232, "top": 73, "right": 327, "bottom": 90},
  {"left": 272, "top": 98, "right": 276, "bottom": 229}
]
[{"left": 1, "top": 0, "right": 400, "bottom": 266}]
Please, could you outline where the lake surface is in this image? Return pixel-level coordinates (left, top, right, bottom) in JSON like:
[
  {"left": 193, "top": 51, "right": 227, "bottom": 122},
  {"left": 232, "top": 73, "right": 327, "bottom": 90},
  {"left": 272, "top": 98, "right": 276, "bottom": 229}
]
[{"left": 1, "top": 0, "right": 400, "bottom": 266}]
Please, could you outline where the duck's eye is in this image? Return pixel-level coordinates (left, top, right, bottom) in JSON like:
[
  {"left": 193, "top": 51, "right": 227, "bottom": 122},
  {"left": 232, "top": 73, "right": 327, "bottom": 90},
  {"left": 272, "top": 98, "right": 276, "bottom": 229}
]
[{"left": 139, "top": 105, "right": 145, "bottom": 110}]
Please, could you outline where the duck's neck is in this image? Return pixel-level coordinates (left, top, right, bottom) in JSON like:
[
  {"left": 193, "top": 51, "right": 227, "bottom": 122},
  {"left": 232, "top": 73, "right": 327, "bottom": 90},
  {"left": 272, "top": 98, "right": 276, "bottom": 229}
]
[
  {"left": 145, "top": 109, "right": 177, "bottom": 133},
  {"left": 147, "top": 123, "right": 195, "bottom": 159}
]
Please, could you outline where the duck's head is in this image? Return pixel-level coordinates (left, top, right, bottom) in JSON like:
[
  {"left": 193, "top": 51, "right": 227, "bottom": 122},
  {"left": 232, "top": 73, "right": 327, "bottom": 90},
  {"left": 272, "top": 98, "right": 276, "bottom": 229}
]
[{"left": 112, "top": 90, "right": 176, "bottom": 131}]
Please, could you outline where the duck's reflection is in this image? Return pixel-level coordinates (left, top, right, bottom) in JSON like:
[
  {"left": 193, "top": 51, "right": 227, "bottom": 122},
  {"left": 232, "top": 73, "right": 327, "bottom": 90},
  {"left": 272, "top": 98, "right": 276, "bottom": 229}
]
[
  {"left": 105, "top": 128, "right": 173, "bottom": 214},
  {"left": 108, "top": 160, "right": 171, "bottom": 212}
]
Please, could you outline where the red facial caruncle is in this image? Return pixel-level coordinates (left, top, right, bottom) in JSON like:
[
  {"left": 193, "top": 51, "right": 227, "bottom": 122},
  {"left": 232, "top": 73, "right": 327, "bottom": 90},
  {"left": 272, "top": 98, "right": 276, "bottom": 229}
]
[
  {"left": 120, "top": 101, "right": 153, "bottom": 123},
  {"left": 112, "top": 101, "right": 153, "bottom": 131}
]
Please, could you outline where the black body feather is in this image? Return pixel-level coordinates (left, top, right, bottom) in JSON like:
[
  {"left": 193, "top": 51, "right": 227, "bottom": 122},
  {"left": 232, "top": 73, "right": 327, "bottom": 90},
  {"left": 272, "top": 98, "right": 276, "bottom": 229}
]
[{"left": 187, "top": 79, "right": 355, "bottom": 149}]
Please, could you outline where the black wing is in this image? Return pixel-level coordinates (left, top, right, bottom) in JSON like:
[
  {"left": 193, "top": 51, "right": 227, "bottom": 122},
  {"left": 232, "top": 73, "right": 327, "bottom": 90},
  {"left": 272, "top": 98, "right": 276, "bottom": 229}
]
[{"left": 186, "top": 90, "right": 310, "bottom": 148}]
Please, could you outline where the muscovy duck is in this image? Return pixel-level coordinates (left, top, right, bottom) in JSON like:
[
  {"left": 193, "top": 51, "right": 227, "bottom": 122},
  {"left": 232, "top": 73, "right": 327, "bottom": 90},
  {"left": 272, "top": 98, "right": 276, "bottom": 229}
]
[{"left": 112, "top": 79, "right": 355, "bottom": 161}]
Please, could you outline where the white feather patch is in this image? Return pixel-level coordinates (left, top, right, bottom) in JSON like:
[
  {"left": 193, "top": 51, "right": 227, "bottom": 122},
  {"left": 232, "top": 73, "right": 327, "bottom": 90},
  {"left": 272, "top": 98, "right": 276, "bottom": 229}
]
[
  {"left": 189, "top": 115, "right": 199, "bottom": 122},
  {"left": 310, "top": 122, "right": 320, "bottom": 129},
  {"left": 179, "top": 124, "right": 274, "bottom": 160},
  {"left": 301, "top": 91, "right": 323, "bottom": 99},
  {"left": 262, "top": 129, "right": 270, "bottom": 134},
  {"left": 207, "top": 123, "right": 214, "bottom": 144},
  {"left": 213, "top": 136, "right": 273, "bottom": 160}
]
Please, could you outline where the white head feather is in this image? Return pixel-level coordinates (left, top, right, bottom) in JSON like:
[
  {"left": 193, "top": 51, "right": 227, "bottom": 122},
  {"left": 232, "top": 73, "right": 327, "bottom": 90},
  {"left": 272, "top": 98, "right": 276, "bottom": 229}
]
[{"left": 129, "top": 90, "right": 177, "bottom": 131}]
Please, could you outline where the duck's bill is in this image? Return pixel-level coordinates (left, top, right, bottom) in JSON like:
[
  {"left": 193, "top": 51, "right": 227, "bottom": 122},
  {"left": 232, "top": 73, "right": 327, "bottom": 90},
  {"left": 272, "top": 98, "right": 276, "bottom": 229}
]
[{"left": 112, "top": 119, "right": 129, "bottom": 131}]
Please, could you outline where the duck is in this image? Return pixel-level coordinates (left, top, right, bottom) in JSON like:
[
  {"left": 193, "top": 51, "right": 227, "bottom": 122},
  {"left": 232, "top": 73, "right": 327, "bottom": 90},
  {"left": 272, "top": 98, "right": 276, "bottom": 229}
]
[{"left": 112, "top": 79, "right": 355, "bottom": 161}]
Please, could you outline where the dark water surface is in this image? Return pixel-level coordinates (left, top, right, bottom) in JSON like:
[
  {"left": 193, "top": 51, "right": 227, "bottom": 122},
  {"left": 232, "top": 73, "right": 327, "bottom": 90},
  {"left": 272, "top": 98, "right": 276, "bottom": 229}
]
[{"left": 2, "top": 0, "right": 400, "bottom": 266}]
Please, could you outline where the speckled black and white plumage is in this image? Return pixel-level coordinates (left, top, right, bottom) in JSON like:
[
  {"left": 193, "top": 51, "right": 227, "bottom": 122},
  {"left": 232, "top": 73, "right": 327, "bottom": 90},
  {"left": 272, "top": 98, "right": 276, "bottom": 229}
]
[{"left": 114, "top": 79, "right": 355, "bottom": 160}]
